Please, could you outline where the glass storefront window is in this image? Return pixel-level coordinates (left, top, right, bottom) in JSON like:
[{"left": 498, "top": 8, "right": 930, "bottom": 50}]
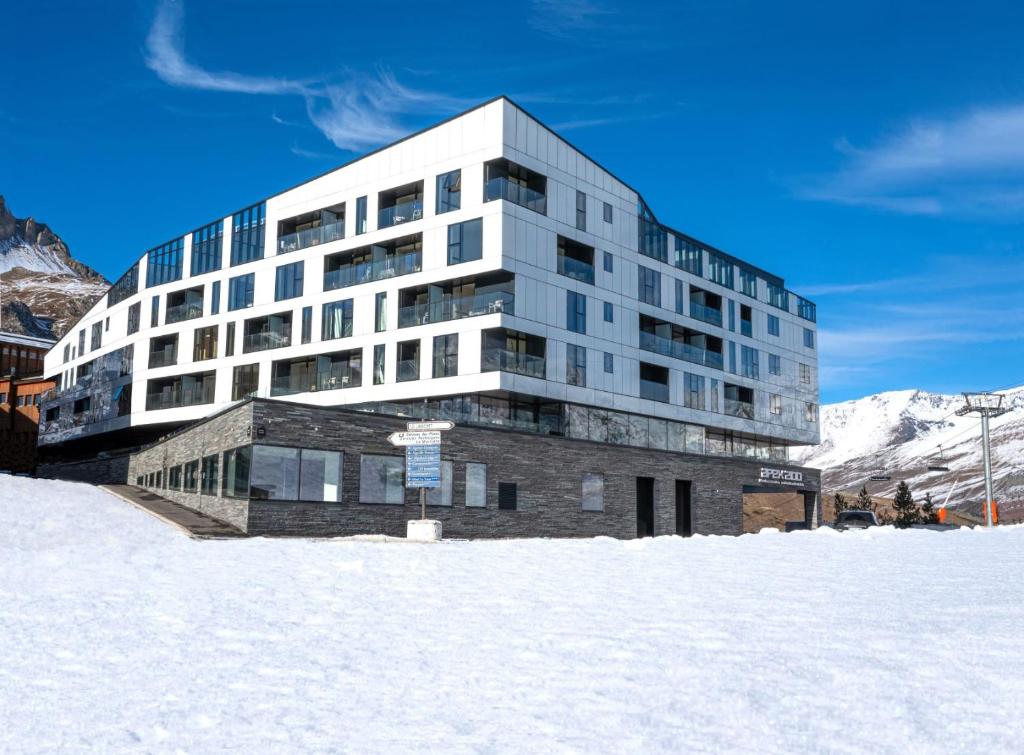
[
  {"left": 299, "top": 449, "right": 343, "bottom": 502},
  {"left": 360, "top": 454, "right": 405, "bottom": 504},
  {"left": 465, "top": 463, "right": 487, "bottom": 507},
  {"left": 250, "top": 446, "right": 300, "bottom": 500},
  {"left": 425, "top": 461, "right": 453, "bottom": 507}
]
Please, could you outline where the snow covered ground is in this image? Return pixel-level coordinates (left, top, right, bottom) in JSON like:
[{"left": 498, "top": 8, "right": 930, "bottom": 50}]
[{"left": 2, "top": 475, "right": 1023, "bottom": 753}]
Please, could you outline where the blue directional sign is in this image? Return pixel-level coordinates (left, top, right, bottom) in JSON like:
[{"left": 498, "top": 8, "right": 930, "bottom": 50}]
[{"left": 406, "top": 444, "right": 441, "bottom": 488}]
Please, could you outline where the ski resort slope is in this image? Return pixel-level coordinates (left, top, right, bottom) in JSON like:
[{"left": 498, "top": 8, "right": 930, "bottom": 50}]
[{"left": 2, "top": 476, "right": 1022, "bottom": 753}]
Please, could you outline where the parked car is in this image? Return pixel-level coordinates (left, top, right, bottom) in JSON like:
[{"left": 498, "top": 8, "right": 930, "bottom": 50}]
[{"left": 832, "top": 510, "right": 880, "bottom": 530}]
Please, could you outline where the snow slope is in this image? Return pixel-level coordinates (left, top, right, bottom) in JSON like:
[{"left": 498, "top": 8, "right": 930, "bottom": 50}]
[
  {"left": 2, "top": 475, "right": 1023, "bottom": 752},
  {"left": 793, "top": 385, "right": 1024, "bottom": 505}
]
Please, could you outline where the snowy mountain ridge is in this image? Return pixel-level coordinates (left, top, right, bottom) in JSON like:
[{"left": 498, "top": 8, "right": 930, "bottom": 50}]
[{"left": 793, "top": 385, "right": 1024, "bottom": 507}]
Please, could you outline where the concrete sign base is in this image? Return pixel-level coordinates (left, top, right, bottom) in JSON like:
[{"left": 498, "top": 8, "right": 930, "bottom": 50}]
[{"left": 407, "top": 519, "right": 442, "bottom": 542}]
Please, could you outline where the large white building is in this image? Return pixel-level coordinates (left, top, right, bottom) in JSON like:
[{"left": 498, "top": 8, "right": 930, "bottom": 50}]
[{"left": 39, "top": 97, "right": 819, "bottom": 466}]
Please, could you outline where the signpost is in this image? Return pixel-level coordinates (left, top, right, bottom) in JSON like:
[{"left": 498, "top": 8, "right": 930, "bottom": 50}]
[{"left": 388, "top": 421, "right": 453, "bottom": 529}]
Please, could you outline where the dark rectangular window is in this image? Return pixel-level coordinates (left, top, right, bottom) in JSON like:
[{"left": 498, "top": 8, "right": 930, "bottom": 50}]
[
  {"left": 498, "top": 482, "right": 517, "bottom": 510},
  {"left": 274, "top": 260, "right": 304, "bottom": 301},
  {"left": 78, "top": 329, "right": 85, "bottom": 354},
  {"left": 150, "top": 296, "right": 159, "bottom": 327},
  {"left": 90, "top": 322, "right": 102, "bottom": 351},
  {"left": 108, "top": 263, "right": 139, "bottom": 307},
  {"left": 373, "top": 343, "right": 385, "bottom": 385},
  {"left": 225, "top": 322, "right": 235, "bottom": 357},
  {"left": 201, "top": 454, "right": 219, "bottom": 495},
  {"left": 603, "top": 202, "right": 613, "bottom": 223},
  {"left": 436, "top": 169, "right": 461, "bottom": 214},
  {"left": 301, "top": 306, "right": 312, "bottom": 344},
  {"left": 191, "top": 219, "right": 223, "bottom": 275},
  {"left": 603, "top": 301, "right": 613, "bottom": 323},
  {"left": 211, "top": 280, "right": 221, "bottom": 315},
  {"left": 740, "top": 269, "right": 757, "bottom": 298},
  {"left": 603, "top": 251, "right": 613, "bottom": 273},
  {"left": 231, "top": 202, "right": 266, "bottom": 266},
  {"left": 741, "top": 345, "right": 759, "bottom": 379},
  {"left": 767, "top": 282, "right": 789, "bottom": 311},
  {"left": 638, "top": 203, "right": 667, "bottom": 263},
  {"left": 604, "top": 352, "right": 614, "bottom": 373},
  {"left": 145, "top": 238, "right": 184, "bottom": 287},
  {"left": 232, "top": 363, "right": 259, "bottom": 400},
  {"left": 769, "top": 353, "right": 781, "bottom": 375},
  {"left": 567, "top": 291, "right": 586, "bottom": 334},
  {"left": 638, "top": 265, "right": 661, "bottom": 307},
  {"left": 804, "top": 328, "right": 815, "bottom": 349},
  {"left": 125, "top": 301, "right": 140, "bottom": 333},
  {"left": 575, "top": 190, "right": 586, "bottom": 231},
  {"left": 375, "top": 292, "right": 387, "bottom": 332},
  {"left": 183, "top": 461, "right": 199, "bottom": 492},
  {"left": 397, "top": 340, "right": 420, "bottom": 382},
  {"left": 228, "top": 273, "right": 255, "bottom": 311},
  {"left": 767, "top": 314, "right": 780, "bottom": 337},
  {"left": 432, "top": 333, "right": 458, "bottom": 378},
  {"left": 355, "top": 195, "right": 367, "bottom": 234},
  {"left": 447, "top": 218, "right": 483, "bottom": 265},
  {"left": 322, "top": 299, "right": 353, "bottom": 341},
  {"left": 222, "top": 446, "right": 252, "bottom": 498},
  {"left": 674, "top": 237, "right": 703, "bottom": 276},
  {"left": 193, "top": 325, "right": 218, "bottom": 361},
  {"left": 567, "top": 343, "right": 586, "bottom": 387}
]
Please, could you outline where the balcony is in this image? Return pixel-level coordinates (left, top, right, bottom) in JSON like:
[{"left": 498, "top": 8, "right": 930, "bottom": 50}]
[
  {"left": 165, "top": 302, "right": 203, "bottom": 324},
  {"left": 398, "top": 290, "right": 513, "bottom": 328},
  {"left": 484, "top": 177, "right": 547, "bottom": 214},
  {"left": 740, "top": 320, "right": 753, "bottom": 337},
  {"left": 243, "top": 330, "right": 291, "bottom": 353},
  {"left": 556, "top": 236, "right": 595, "bottom": 285},
  {"left": 725, "top": 399, "right": 755, "bottom": 420},
  {"left": 270, "top": 365, "right": 360, "bottom": 396},
  {"left": 145, "top": 374, "right": 215, "bottom": 411},
  {"left": 378, "top": 199, "right": 423, "bottom": 229},
  {"left": 148, "top": 347, "right": 177, "bottom": 369},
  {"left": 397, "top": 358, "right": 420, "bottom": 382},
  {"left": 277, "top": 220, "right": 344, "bottom": 254},
  {"left": 324, "top": 251, "right": 422, "bottom": 290},
  {"left": 639, "top": 331, "right": 724, "bottom": 370},
  {"left": 481, "top": 349, "right": 546, "bottom": 379},
  {"left": 640, "top": 379, "right": 670, "bottom": 403},
  {"left": 690, "top": 301, "right": 723, "bottom": 327}
]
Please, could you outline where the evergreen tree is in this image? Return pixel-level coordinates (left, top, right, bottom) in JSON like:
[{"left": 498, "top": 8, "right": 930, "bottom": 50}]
[
  {"left": 921, "top": 492, "right": 938, "bottom": 524},
  {"left": 856, "top": 485, "right": 875, "bottom": 512},
  {"left": 833, "top": 491, "right": 848, "bottom": 520},
  {"left": 892, "top": 481, "right": 920, "bottom": 528}
]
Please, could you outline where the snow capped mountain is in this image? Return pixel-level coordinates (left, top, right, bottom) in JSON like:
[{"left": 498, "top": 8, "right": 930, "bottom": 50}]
[
  {"left": 793, "top": 386, "right": 1024, "bottom": 509},
  {"left": 0, "top": 195, "right": 108, "bottom": 338}
]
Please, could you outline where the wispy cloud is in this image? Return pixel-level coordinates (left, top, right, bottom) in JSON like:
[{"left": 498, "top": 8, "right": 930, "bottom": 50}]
[
  {"left": 529, "top": 0, "right": 614, "bottom": 37},
  {"left": 799, "top": 103, "right": 1024, "bottom": 218},
  {"left": 144, "top": 0, "right": 467, "bottom": 152}
]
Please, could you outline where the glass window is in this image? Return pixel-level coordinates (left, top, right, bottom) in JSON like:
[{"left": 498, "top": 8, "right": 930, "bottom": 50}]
[
  {"left": 675, "top": 279, "right": 685, "bottom": 315},
  {"left": 638, "top": 265, "right": 661, "bottom": 306},
  {"left": 355, "top": 196, "right": 367, "bottom": 234},
  {"left": 249, "top": 445, "right": 300, "bottom": 500},
  {"left": 231, "top": 202, "right": 266, "bottom": 266},
  {"left": 447, "top": 218, "right": 483, "bottom": 265},
  {"left": 603, "top": 251, "right": 613, "bottom": 272},
  {"left": 426, "top": 460, "right": 454, "bottom": 507},
  {"left": 741, "top": 345, "right": 759, "bottom": 379},
  {"left": 575, "top": 190, "right": 586, "bottom": 231},
  {"left": 603, "top": 202, "right": 613, "bottom": 223},
  {"left": 638, "top": 203, "right": 667, "bottom": 262},
  {"left": 183, "top": 460, "right": 199, "bottom": 492},
  {"left": 603, "top": 301, "right": 613, "bottom": 323},
  {"left": 373, "top": 344, "right": 386, "bottom": 385},
  {"left": 707, "top": 253, "right": 734, "bottom": 288},
  {"left": 360, "top": 454, "right": 404, "bottom": 504},
  {"left": 740, "top": 269, "right": 757, "bottom": 298},
  {"left": 684, "top": 373, "right": 705, "bottom": 410},
  {"left": 769, "top": 353, "right": 781, "bottom": 375},
  {"left": 146, "top": 238, "right": 185, "bottom": 287},
  {"left": 90, "top": 321, "right": 102, "bottom": 351},
  {"left": 232, "top": 363, "right": 259, "bottom": 400},
  {"left": 193, "top": 325, "right": 218, "bottom": 361},
  {"left": 322, "top": 299, "right": 354, "bottom": 340},
  {"left": 301, "top": 306, "right": 313, "bottom": 344},
  {"left": 465, "top": 463, "right": 487, "bottom": 507},
  {"left": 567, "top": 291, "right": 586, "bottom": 334},
  {"left": 375, "top": 292, "right": 387, "bottom": 332},
  {"left": 567, "top": 344, "right": 586, "bottom": 387},
  {"left": 228, "top": 273, "right": 255, "bottom": 311},
  {"left": 436, "top": 169, "right": 461, "bottom": 214},
  {"left": 397, "top": 340, "right": 420, "bottom": 382},
  {"left": 674, "top": 237, "right": 702, "bottom": 276},
  {"left": 191, "top": 219, "right": 223, "bottom": 275},
  {"left": 211, "top": 280, "right": 221, "bottom": 315},
  {"left": 150, "top": 296, "right": 159, "bottom": 327},
  {"left": 433, "top": 333, "right": 458, "bottom": 378},
  {"left": 604, "top": 352, "right": 614, "bottom": 373},
  {"left": 274, "top": 261, "right": 304, "bottom": 301},
  {"left": 225, "top": 322, "right": 235, "bottom": 357},
  {"left": 770, "top": 393, "right": 782, "bottom": 415},
  {"left": 222, "top": 446, "right": 251, "bottom": 497},
  {"left": 582, "top": 473, "right": 604, "bottom": 512},
  {"left": 805, "top": 402, "right": 818, "bottom": 422},
  {"left": 299, "top": 449, "right": 343, "bottom": 502},
  {"left": 800, "top": 363, "right": 812, "bottom": 384},
  {"left": 168, "top": 465, "right": 182, "bottom": 489},
  {"left": 804, "top": 328, "right": 815, "bottom": 349},
  {"left": 767, "top": 314, "right": 780, "bottom": 337},
  {"left": 201, "top": 453, "right": 219, "bottom": 495},
  {"left": 108, "top": 263, "right": 139, "bottom": 307},
  {"left": 767, "top": 282, "right": 789, "bottom": 311}
]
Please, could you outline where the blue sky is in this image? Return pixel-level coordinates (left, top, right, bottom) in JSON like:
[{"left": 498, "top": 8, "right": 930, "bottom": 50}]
[{"left": 2, "top": 0, "right": 1022, "bottom": 403}]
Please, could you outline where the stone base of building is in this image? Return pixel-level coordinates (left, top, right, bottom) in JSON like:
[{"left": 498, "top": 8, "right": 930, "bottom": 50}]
[{"left": 109, "top": 398, "right": 822, "bottom": 540}]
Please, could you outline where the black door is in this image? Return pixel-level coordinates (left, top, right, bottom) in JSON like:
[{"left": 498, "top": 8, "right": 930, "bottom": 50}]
[
  {"left": 636, "top": 477, "right": 655, "bottom": 538},
  {"left": 675, "top": 480, "right": 692, "bottom": 536}
]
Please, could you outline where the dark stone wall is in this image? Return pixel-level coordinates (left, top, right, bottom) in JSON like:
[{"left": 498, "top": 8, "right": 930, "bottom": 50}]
[
  {"left": 37, "top": 452, "right": 131, "bottom": 484},
  {"left": 126, "top": 399, "right": 820, "bottom": 539}
]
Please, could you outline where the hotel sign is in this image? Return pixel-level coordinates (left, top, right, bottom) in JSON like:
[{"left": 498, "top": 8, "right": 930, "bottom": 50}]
[{"left": 759, "top": 467, "right": 805, "bottom": 487}]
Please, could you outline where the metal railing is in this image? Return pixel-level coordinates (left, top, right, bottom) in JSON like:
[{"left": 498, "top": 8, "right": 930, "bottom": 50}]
[
  {"left": 724, "top": 399, "right": 755, "bottom": 420},
  {"left": 324, "top": 252, "right": 421, "bottom": 290},
  {"left": 145, "top": 383, "right": 215, "bottom": 411},
  {"left": 398, "top": 291, "right": 513, "bottom": 328},
  {"left": 484, "top": 177, "right": 547, "bottom": 214},
  {"left": 165, "top": 302, "right": 203, "bottom": 324},
  {"left": 689, "top": 301, "right": 723, "bottom": 327},
  {"left": 148, "top": 347, "right": 177, "bottom": 369},
  {"left": 639, "top": 331, "right": 724, "bottom": 370},
  {"left": 556, "top": 255, "right": 595, "bottom": 285},
  {"left": 242, "top": 330, "right": 291, "bottom": 353},
  {"left": 270, "top": 367, "right": 361, "bottom": 396},
  {"left": 378, "top": 199, "right": 423, "bottom": 229},
  {"left": 481, "top": 349, "right": 546, "bottom": 378},
  {"left": 277, "top": 220, "right": 344, "bottom": 254},
  {"left": 639, "top": 379, "right": 670, "bottom": 403}
]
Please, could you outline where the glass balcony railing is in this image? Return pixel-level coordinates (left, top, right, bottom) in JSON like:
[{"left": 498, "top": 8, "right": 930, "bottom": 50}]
[
  {"left": 639, "top": 331, "right": 724, "bottom": 370},
  {"left": 690, "top": 301, "right": 723, "bottom": 327},
  {"left": 277, "top": 220, "right": 344, "bottom": 254},
  {"left": 725, "top": 399, "right": 755, "bottom": 420},
  {"left": 740, "top": 320, "right": 753, "bottom": 338},
  {"left": 485, "top": 177, "right": 547, "bottom": 214},
  {"left": 639, "top": 379, "right": 670, "bottom": 403},
  {"left": 397, "top": 359, "right": 420, "bottom": 382},
  {"left": 324, "top": 252, "right": 422, "bottom": 291},
  {"left": 378, "top": 200, "right": 423, "bottom": 229},
  {"left": 481, "top": 349, "right": 546, "bottom": 379},
  {"left": 270, "top": 367, "right": 361, "bottom": 396},
  {"left": 556, "top": 256, "right": 595, "bottom": 285},
  {"left": 148, "top": 347, "right": 177, "bottom": 369},
  {"left": 242, "top": 331, "right": 291, "bottom": 353},
  {"left": 145, "top": 383, "right": 215, "bottom": 411},
  {"left": 165, "top": 302, "right": 203, "bottom": 324},
  {"left": 398, "top": 291, "right": 513, "bottom": 328}
]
